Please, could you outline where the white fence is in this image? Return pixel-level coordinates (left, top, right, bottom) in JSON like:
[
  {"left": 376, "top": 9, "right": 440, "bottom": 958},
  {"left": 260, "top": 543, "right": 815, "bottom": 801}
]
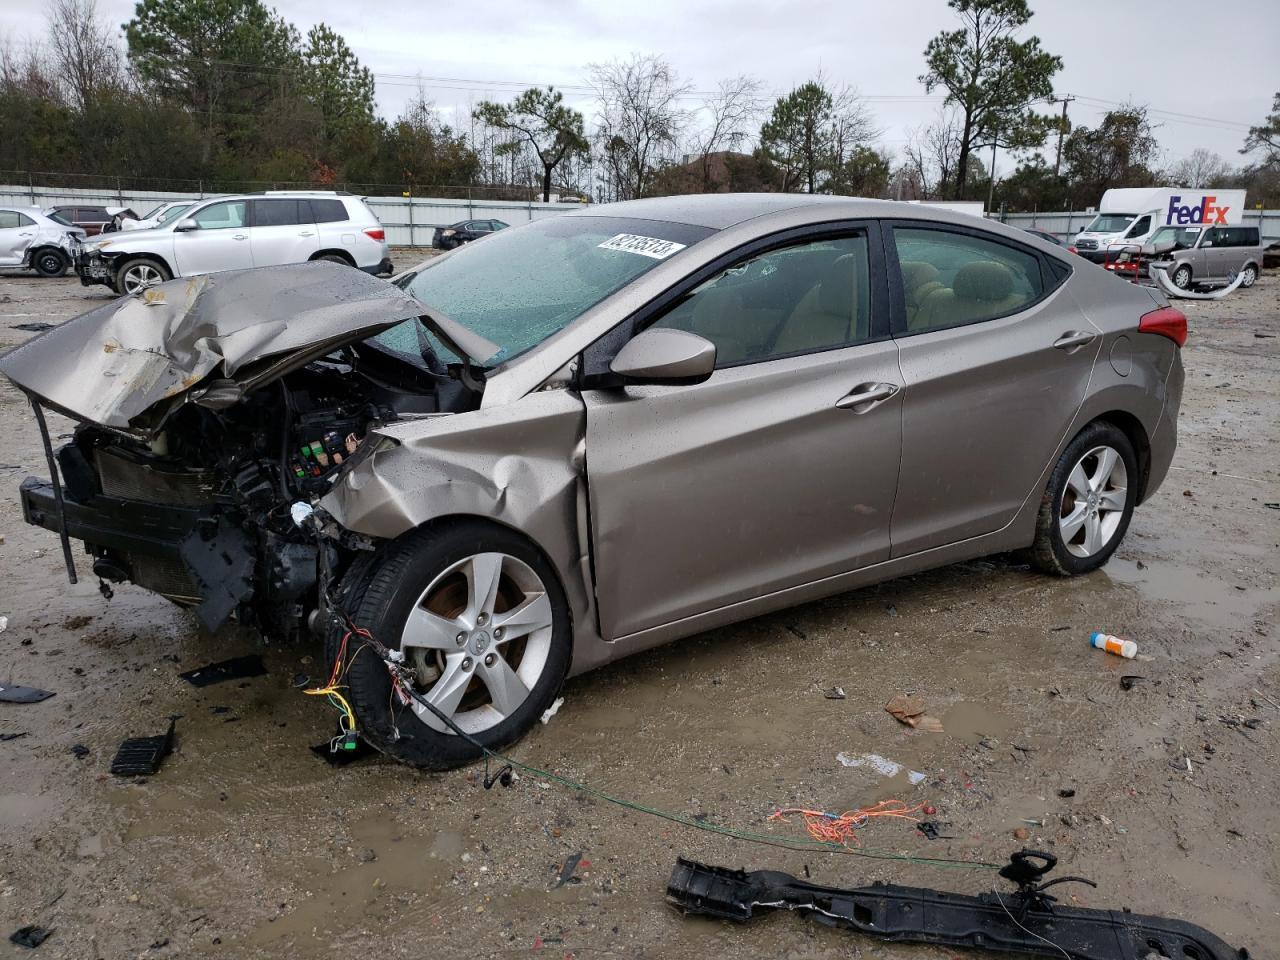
[
  {"left": 0, "top": 181, "right": 582, "bottom": 247},
  {"left": 3, "top": 179, "right": 1277, "bottom": 247}
]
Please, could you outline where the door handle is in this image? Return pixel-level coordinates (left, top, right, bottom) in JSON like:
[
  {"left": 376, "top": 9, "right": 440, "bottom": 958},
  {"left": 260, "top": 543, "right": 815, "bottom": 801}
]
[
  {"left": 232, "top": 234, "right": 248, "bottom": 241},
  {"left": 18, "top": 232, "right": 32, "bottom": 237},
  {"left": 298, "top": 231, "right": 314, "bottom": 237},
  {"left": 1053, "top": 331, "right": 1096, "bottom": 351},
  {"left": 836, "top": 382, "right": 899, "bottom": 412}
]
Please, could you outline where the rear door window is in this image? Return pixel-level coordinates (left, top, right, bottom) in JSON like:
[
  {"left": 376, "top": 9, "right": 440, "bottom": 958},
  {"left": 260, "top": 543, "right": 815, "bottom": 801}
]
[
  {"left": 0, "top": 211, "right": 23, "bottom": 229},
  {"left": 252, "top": 199, "right": 304, "bottom": 227},
  {"left": 893, "top": 226, "right": 1045, "bottom": 333}
]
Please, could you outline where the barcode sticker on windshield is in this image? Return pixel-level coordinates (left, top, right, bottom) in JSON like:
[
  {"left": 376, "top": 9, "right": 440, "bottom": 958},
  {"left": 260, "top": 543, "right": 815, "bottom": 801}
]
[{"left": 597, "top": 234, "right": 687, "bottom": 259}]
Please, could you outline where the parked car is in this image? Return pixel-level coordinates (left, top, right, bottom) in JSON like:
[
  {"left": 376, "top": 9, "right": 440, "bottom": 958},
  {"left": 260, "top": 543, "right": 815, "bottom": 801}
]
[
  {"left": 0, "top": 206, "right": 86, "bottom": 276},
  {"left": 45, "top": 204, "right": 116, "bottom": 236},
  {"left": 1145, "top": 223, "right": 1263, "bottom": 289},
  {"left": 120, "top": 200, "right": 194, "bottom": 231},
  {"left": 2, "top": 195, "right": 1185, "bottom": 769},
  {"left": 73, "top": 191, "right": 393, "bottom": 294},
  {"left": 1022, "top": 227, "right": 1062, "bottom": 245},
  {"left": 432, "top": 218, "right": 508, "bottom": 250}
]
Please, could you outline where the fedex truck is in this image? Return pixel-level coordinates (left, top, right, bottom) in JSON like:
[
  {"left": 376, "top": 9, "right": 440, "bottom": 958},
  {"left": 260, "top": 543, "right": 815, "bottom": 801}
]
[{"left": 1071, "top": 187, "right": 1246, "bottom": 263}]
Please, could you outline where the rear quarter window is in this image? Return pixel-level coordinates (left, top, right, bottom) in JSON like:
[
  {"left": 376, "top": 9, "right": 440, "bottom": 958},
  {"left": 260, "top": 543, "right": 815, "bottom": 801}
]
[{"left": 311, "top": 199, "right": 349, "bottom": 223}]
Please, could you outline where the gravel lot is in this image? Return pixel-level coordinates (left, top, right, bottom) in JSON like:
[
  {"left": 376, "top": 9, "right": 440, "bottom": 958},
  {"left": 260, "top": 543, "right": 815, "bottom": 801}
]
[{"left": 0, "top": 254, "right": 1277, "bottom": 959}]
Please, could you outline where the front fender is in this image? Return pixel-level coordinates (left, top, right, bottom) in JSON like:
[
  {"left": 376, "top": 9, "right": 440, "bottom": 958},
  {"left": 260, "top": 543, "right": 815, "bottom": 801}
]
[{"left": 322, "top": 389, "right": 605, "bottom": 674}]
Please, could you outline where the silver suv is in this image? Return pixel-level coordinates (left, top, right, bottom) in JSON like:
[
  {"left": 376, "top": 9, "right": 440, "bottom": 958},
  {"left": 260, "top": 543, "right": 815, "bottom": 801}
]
[
  {"left": 1146, "top": 223, "right": 1264, "bottom": 290},
  {"left": 74, "top": 191, "right": 393, "bottom": 294},
  {"left": 0, "top": 206, "right": 87, "bottom": 277}
]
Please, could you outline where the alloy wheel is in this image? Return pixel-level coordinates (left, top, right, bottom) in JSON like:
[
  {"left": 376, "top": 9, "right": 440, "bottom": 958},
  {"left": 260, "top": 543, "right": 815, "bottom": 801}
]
[
  {"left": 399, "top": 552, "right": 554, "bottom": 735},
  {"left": 1172, "top": 265, "right": 1192, "bottom": 289},
  {"left": 1059, "top": 445, "right": 1128, "bottom": 559},
  {"left": 122, "top": 263, "right": 163, "bottom": 295},
  {"left": 1241, "top": 265, "right": 1257, "bottom": 288}
]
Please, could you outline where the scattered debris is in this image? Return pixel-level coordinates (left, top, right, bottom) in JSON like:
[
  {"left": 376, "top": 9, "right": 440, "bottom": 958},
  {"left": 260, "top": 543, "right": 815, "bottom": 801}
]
[
  {"left": 1264, "top": 502, "right": 1279, "bottom": 511},
  {"left": 835, "top": 752, "right": 927, "bottom": 785},
  {"left": 9, "top": 925, "right": 53, "bottom": 949},
  {"left": 552, "top": 852, "right": 587, "bottom": 888},
  {"left": 1090, "top": 631, "right": 1137, "bottom": 659},
  {"left": 666, "top": 852, "right": 1245, "bottom": 959},
  {"left": 540, "top": 696, "right": 565, "bottom": 725},
  {"left": 770, "top": 800, "right": 931, "bottom": 846},
  {"left": 309, "top": 738, "right": 375, "bottom": 766},
  {"left": 178, "top": 654, "right": 267, "bottom": 687},
  {"left": 1012, "top": 826, "right": 1030, "bottom": 841},
  {"left": 12, "top": 322, "right": 55, "bottom": 332},
  {"left": 110, "top": 717, "right": 178, "bottom": 777},
  {"left": 69, "top": 744, "right": 89, "bottom": 759},
  {"left": 915, "top": 820, "right": 953, "bottom": 840},
  {"left": 1, "top": 732, "right": 30, "bottom": 742},
  {"left": 1120, "top": 675, "right": 1146, "bottom": 691},
  {"left": 0, "top": 615, "right": 7, "bottom": 633},
  {"left": 1057, "top": 788, "right": 1076, "bottom": 799},
  {"left": 884, "top": 695, "right": 943, "bottom": 733},
  {"left": 823, "top": 686, "right": 846, "bottom": 700},
  {"left": 0, "top": 684, "right": 54, "bottom": 704}
]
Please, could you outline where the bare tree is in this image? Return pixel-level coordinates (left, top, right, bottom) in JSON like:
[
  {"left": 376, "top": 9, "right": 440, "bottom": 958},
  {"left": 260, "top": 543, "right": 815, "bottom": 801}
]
[
  {"left": 903, "top": 109, "right": 964, "bottom": 199},
  {"left": 0, "top": 38, "right": 60, "bottom": 101},
  {"left": 589, "top": 54, "right": 692, "bottom": 201},
  {"left": 1168, "top": 148, "right": 1232, "bottom": 189},
  {"left": 692, "top": 75, "right": 763, "bottom": 191},
  {"left": 46, "top": 0, "right": 123, "bottom": 109}
]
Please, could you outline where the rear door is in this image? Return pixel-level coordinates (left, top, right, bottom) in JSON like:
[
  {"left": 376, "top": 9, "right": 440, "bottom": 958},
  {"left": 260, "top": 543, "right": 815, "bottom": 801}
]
[
  {"left": 581, "top": 224, "right": 903, "bottom": 640},
  {"left": 0, "top": 210, "right": 35, "bottom": 265},
  {"left": 172, "top": 200, "right": 254, "bottom": 276},
  {"left": 1197, "top": 227, "right": 1228, "bottom": 280},
  {"left": 887, "top": 222, "right": 1096, "bottom": 556},
  {"left": 248, "top": 198, "right": 320, "bottom": 267}
]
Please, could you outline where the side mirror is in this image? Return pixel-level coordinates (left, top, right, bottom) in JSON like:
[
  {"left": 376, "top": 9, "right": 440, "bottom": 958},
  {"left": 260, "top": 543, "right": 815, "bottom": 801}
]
[
  {"left": 609, "top": 328, "right": 716, "bottom": 386},
  {"left": 174, "top": 218, "right": 199, "bottom": 232}
]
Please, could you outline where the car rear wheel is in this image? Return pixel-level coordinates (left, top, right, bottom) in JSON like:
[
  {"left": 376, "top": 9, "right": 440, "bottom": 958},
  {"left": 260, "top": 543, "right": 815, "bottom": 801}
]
[
  {"left": 1030, "top": 421, "right": 1137, "bottom": 576},
  {"left": 32, "top": 248, "right": 69, "bottom": 278},
  {"left": 1240, "top": 264, "right": 1258, "bottom": 288},
  {"left": 116, "top": 258, "right": 170, "bottom": 295},
  {"left": 314, "top": 253, "right": 354, "bottom": 267},
  {"left": 330, "top": 521, "right": 571, "bottom": 769},
  {"left": 1171, "top": 264, "right": 1192, "bottom": 289}
]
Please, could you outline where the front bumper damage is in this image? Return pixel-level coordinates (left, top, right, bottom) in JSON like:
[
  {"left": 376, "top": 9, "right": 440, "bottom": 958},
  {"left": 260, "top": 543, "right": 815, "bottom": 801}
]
[{"left": 667, "top": 853, "right": 1249, "bottom": 960}]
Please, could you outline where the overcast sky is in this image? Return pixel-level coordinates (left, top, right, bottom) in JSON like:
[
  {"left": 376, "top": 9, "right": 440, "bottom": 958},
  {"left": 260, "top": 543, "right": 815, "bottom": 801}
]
[{"left": 2, "top": 0, "right": 1276, "bottom": 176}]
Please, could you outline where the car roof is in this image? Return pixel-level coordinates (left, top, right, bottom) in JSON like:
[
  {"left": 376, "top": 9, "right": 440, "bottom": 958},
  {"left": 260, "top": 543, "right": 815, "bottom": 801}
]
[{"left": 561, "top": 193, "right": 984, "bottom": 231}]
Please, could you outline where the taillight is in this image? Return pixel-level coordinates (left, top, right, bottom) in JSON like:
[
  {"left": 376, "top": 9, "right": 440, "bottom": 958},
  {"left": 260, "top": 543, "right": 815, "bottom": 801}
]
[
  {"left": 1138, "top": 306, "right": 1187, "bottom": 347},
  {"left": 1067, "top": 246, "right": 1078, "bottom": 255},
  {"left": 363, "top": 227, "right": 385, "bottom": 242}
]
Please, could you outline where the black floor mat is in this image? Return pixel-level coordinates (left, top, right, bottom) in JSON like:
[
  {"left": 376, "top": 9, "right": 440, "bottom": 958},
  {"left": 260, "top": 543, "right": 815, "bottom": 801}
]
[
  {"left": 178, "top": 655, "right": 267, "bottom": 687},
  {"left": 0, "top": 685, "right": 55, "bottom": 704},
  {"left": 110, "top": 717, "right": 178, "bottom": 777}
]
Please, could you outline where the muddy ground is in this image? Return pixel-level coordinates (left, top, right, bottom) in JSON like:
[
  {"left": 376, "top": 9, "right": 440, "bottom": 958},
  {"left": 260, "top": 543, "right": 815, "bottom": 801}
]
[{"left": 0, "top": 254, "right": 1276, "bottom": 959}]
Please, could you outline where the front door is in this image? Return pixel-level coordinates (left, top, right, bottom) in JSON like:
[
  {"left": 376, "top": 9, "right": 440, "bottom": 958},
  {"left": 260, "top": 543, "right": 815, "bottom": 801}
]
[
  {"left": 0, "top": 210, "right": 35, "bottom": 266},
  {"left": 888, "top": 222, "right": 1098, "bottom": 556},
  {"left": 582, "top": 227, "right": 903, "bottom": 640},
  {"left": 173, "top": 200, "right": 254, "bottom": 276},
  {"left": 248, "top": 198, "right": 320, "bottom": 267}
]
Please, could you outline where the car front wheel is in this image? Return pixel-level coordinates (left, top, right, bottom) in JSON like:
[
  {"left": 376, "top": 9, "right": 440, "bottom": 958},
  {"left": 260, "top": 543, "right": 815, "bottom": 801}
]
[
  {"left": 1172, "top": 264, "right": 1193, "bottom": 289},
  {"left": 116, "top": 258, "right": 171, "bottom": 295},
  {"left": 331, "top": 521, "right": 572, "bottom": 769},
  {"left": 1030, "top": 421, "right": 1137, "bottom": 576},
  {"left": 1240, "top": 264, "right": 1258, "bottom": 288},
  {"left": 32, "top": 249, "right": 69, "bottom": 277}
]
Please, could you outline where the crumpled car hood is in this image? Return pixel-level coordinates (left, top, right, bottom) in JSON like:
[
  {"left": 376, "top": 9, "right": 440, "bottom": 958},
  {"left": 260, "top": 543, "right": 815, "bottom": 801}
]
[{"left": 0, "top": 261, "right": 423, "bottom": 432}]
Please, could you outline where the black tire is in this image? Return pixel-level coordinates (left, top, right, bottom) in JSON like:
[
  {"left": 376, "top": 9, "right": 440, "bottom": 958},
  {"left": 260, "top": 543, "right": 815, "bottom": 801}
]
[
  {"left": 1240, "top": 264, "right": 1258, "bottom": 288},
  {"left": 1172, "top": 264, "right": 1192, "bottom": 289},
  {"left": 313, "top": 253, "right": 354, "bottom": 267},
  {"left": 32, "top": 248, "right": 69, "bottom": 278},
  {"left": 1029, "top": 421, "right": 1138, "bottom": 576},
  {"left": 114, "top": 258, "right": 171, "bottom": 295},
  {"left": 331, "top": 520, "right": 572, "bottom": 769}
]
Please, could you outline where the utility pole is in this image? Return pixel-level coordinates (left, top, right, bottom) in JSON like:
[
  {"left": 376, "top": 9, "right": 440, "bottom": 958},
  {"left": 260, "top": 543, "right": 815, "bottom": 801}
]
[
  {"left": 987, "top": 136, "right": 998, "bottom": 215},
  {"left": 1051, "top": 95, "right": 1075, "bottom": 177}
]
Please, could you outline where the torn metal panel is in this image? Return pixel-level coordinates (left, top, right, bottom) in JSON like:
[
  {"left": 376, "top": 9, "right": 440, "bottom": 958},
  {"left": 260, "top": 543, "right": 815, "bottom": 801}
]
[
  {"left": 321, "top": 389, "right": 605, "bottom": 675},
  {"left": 1153, "top": 267, "right": 1245, "bottom": 300},
  {"left": 0, "top": 261, "right": 422, "bottom": 431}
]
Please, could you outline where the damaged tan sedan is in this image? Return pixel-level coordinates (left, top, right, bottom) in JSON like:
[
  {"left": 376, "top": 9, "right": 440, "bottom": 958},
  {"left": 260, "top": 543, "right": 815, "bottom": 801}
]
[{"left": 1, "top": 195, "right": 1186, "bottom": 768}]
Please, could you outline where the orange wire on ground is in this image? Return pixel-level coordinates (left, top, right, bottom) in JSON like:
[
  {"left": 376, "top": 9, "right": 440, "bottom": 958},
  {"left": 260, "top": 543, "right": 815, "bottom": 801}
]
[{"left": 768, "top": 799, "right": 933, "bottom": 846}]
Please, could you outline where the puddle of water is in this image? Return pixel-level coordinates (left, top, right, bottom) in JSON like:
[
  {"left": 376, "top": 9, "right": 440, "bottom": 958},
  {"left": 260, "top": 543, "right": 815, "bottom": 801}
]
[
  {"left": 941, "top": 701, "right": 1015, "bottom": 744},
  {"left": 1105, "top": 556, "right": 1278, "bottom": 631}
]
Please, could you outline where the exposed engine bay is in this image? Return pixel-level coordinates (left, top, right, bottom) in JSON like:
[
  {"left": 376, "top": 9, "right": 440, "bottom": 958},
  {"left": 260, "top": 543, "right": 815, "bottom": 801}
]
[{"left": 32, "top": 340, "right": 478, "bottom": 640}]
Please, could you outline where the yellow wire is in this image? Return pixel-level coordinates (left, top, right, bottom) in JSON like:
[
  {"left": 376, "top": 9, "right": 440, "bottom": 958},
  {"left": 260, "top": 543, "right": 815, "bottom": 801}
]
[{"left": 304, "top": 685, "right": 356, "bottom": 731}]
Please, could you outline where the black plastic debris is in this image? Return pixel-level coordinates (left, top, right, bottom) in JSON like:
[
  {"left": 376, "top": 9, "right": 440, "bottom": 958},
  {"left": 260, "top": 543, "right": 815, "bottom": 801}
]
[
  {"left": 915, "top": 821, "right": 954, "bottom": 840},
  {"left": 179, "top": 654, "right": 267, "bottom": 687},
  {"left": 553, "top": 852, "right": 585, "bottom": 888},
  {"left": 309, "top": 739, "right": 375, "bottom": 766},
  {"left": 111, "top": 717, "right": 178, "bottom": 777},
  {"left": 13, "top": 322, "right": 56, "bottom": 332},
  {"left": 9, "top": 925, "right": 52, "bottom": 948},
  {"left": 1120, "top": 675, "right": 1146, "bottom": 691},
  {"left": 69, "top": 744, "right": 89, "bottom": 759},
  {"left": 1, "top": 732, "right": 29, "bottom": 742},
  {"left": 0, "top": 684, "right": 55, "bottom": 704}
]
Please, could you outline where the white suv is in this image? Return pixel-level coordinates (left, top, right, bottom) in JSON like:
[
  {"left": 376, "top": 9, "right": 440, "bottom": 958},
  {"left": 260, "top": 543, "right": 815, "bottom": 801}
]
[{"left": 74, "top": 191, "right": 393, "bottom": 294}]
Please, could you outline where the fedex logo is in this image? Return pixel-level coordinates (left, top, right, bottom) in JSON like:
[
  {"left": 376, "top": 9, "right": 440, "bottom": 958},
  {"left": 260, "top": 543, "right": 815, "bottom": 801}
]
[{"left": 1166, "top": 195, "right": 1230, "bottom": 225}]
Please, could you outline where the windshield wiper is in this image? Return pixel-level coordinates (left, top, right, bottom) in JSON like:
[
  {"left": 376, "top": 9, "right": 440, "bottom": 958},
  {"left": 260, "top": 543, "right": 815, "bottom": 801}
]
[
  {"left": 414, "top": 303, "right": 501, "bottom": 368},
  {"left": 667, "top": 850, "right": 1249, "bottom": 960}
]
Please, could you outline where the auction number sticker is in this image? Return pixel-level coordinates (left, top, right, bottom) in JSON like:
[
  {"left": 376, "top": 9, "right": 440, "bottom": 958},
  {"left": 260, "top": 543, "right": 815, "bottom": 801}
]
[{"left": 597, "top": 234, "right": 687, "bottom": 259}]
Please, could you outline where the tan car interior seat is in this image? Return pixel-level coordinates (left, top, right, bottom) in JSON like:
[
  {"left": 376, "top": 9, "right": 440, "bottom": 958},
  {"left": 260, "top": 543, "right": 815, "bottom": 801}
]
[
  {"left": 911, "top": 260, "right": 1024, "bottom": 331},
  {"left": 770, "top": 253, "right": 866, "bottom": 355}
]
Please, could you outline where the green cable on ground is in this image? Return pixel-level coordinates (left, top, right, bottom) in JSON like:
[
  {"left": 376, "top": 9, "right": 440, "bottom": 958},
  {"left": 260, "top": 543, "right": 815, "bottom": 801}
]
[{"left": 487, "top": 752, "right": 1001, "bottom": 872}]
